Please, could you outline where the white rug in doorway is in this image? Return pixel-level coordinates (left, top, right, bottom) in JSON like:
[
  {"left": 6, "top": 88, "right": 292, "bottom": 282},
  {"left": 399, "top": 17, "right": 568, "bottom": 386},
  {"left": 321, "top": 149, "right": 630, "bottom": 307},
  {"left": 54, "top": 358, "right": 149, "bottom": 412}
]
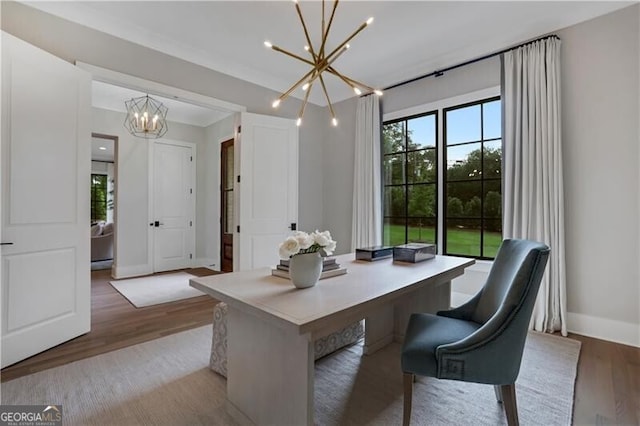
[{"left": 109, "top": 272, "right": 205, "bottom": 308}]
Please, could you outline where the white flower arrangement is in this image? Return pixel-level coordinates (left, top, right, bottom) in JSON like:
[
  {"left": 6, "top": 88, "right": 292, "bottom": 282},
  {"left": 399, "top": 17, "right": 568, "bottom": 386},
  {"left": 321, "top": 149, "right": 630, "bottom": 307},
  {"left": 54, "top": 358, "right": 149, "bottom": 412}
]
[{"left": 278, "top": 230, "right": 337, "bottom": 259}]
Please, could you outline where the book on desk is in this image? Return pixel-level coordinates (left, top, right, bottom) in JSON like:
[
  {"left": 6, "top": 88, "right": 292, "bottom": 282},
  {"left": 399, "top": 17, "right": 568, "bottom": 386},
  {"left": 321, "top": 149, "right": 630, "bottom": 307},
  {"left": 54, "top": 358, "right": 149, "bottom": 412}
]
[{"left": 272, "top": 256, "right": 347, "bottom": 280}]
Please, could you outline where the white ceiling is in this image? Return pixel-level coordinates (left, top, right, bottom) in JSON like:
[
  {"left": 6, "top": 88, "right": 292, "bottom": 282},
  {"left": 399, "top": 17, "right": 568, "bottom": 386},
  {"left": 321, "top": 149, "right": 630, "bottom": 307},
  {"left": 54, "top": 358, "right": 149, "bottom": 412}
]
[
  {"left": 26, "top": 1, "right": 633, "bottom": 107},
  {"left": 92, "top": 81, "right": 230, "bottom": 127},
  {"left": 91, "top": 136, "right": 115, "bottom": 162}
]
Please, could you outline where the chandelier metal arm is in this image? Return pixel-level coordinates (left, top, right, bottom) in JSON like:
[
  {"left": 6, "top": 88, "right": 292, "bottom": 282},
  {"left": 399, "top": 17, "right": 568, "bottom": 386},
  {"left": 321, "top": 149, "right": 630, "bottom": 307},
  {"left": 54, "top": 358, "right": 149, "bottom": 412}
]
[
  {"left": 318, "top": 73, "right": 336, "bottom": 119},
  {"left": 277, "top": 64, "right": 325, "bottom": 103},
  {"left": 319, "top": 0, "right": 340, "bottom": 59},
  {"left": 323, "top": 20, "right": 369, "bottom": 64},
  {"left": 297, "top": 80, "right": 314, "bottom": 123},
  {"left": 270, "top": 44, "right": 315, "bottom": 67},
  {"left": 294, "top": 1, "right": 318, "bottom": 60},
  {"left": 300, "top": 45, "right": 349, "bottom": 92},
  {"left": 327, "top": 66, "right": 376, "bottom": 92}
]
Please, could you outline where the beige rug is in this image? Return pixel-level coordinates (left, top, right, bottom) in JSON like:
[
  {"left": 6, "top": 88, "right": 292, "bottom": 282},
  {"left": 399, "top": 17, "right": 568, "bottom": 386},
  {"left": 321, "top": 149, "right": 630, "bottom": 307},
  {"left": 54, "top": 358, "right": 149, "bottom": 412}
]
[
  {"left": 109, "top": 272, "right": 205, "bottom": 308},
  {"left": 0, "top": 326, "right": 580, "bottom": 425}
]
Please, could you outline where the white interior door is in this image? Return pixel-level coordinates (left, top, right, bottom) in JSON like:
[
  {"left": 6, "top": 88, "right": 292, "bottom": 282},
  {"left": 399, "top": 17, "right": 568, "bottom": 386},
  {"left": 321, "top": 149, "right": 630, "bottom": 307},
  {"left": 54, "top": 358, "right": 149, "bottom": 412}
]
[
  {"left": 1, "top": 33, "right": 91, "bottom": 368},
  {"left": 236, "top": 113, "right": 298, "bottom": 271},
  {"left": 151, "top": 140, "right": 195, "bottom": 272}
]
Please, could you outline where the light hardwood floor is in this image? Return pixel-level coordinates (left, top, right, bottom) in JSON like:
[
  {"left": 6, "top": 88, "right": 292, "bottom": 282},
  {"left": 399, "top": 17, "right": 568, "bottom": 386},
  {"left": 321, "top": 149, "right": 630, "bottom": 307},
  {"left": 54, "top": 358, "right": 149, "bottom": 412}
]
[
  {"left": 0, "top": 267, "right": 219, "bottom": 382},
  {"left": 1, "top": 269, "right": 638, "bottom": 425}
]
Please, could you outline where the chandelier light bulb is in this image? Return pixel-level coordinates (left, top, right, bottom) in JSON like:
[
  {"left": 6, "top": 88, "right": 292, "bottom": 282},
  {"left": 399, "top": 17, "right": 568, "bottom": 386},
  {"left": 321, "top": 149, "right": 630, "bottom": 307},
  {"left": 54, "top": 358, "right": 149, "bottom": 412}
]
[
  {"left": 304, "top": 45, "right": 310, "bottom": 52},
  {"left": 302, "top": 82, "right": 310, "bottom": 91},
  {"left": 264, "top": 41, "right": 273, "bottom": 48},
  {"left": 296, "top": 117, "right": 302, "bottom": 126},
  {"left": 366, "top": 17, "right": 374, "bottom": 25},
  {"left": 332, "top": 117, "right": 338, "bottom": 127},
  {"left": 272, "top": 99, "right": 281, "bottom": 108},
  {"left": 374, "top": 89, "right": 384, "bottom": 96},
  {"left": 353, "top": 87, "right": 362, "bottom": 95}
]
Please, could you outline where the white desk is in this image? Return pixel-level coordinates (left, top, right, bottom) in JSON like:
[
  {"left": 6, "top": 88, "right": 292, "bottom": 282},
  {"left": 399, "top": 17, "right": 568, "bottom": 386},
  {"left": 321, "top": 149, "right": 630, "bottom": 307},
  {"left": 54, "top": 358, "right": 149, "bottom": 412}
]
[{"left": 190, "top": 253, "right": 474, "bottom": 426}]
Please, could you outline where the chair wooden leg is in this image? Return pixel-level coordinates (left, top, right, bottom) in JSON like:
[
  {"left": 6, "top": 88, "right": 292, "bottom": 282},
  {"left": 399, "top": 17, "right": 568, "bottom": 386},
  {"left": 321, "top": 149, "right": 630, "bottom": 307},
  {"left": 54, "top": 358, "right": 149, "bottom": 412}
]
[
  {"left": 494, "top": 384, "right": 503, "bottom": 402},
  {"left": 403, "top": 373, "right": 414, "bottom": 426},
  {"left": 500, "top": 384, "right": 519, "bottom": 426}
]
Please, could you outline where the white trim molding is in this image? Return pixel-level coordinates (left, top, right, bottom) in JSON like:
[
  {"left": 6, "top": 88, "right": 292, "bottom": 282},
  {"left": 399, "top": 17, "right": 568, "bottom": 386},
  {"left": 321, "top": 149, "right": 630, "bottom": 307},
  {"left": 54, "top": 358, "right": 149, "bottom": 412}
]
[
  {"left": 113, "top": 264, "right": 153, "bottom": 279},
  {"left": 567, "top": 312, "right": 640, "bottom": 348},
  {"left": 76, "top": 61, "right": 247, "bottom": 114}
]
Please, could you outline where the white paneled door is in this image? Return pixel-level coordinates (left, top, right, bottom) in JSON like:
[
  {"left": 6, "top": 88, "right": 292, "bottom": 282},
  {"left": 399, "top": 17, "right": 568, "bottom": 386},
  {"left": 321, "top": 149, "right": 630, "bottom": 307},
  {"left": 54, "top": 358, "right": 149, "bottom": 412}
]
[
  {"left": 1, "top": 33, "right": 91, "bottom": 368},
  {"left": 151, "top": 140, "right": 195, "bottom": 273},
  {"left": 236, "top": 113, "right": 298, "bottom": 271}
]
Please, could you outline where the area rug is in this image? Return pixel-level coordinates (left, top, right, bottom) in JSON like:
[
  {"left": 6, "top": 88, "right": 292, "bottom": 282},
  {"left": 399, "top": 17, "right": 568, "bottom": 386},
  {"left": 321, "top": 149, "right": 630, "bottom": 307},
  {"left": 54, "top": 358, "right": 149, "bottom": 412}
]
[
  {"left": 109, "top": 272, "right": 205, "bottom": 308},
  {"left": 1, "top": 326, "right": 580, "bottom": 425}
]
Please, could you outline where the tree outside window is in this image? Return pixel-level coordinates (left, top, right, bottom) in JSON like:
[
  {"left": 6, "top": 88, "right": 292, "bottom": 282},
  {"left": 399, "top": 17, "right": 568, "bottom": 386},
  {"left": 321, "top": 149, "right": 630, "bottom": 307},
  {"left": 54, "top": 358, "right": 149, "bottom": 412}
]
[
  {"left": 382, "top": 96, "right": 502, "bottom": 260},
  {"left": 91, "top": 174, "right": 108, "bottom": 223}
]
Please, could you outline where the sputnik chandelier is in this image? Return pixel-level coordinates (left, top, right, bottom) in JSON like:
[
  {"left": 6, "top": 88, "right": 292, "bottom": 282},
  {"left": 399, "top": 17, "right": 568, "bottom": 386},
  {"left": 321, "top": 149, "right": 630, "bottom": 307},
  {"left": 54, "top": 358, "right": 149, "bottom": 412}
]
[{"left": 265, "top": 0, "right": 383, "bottom": 127}]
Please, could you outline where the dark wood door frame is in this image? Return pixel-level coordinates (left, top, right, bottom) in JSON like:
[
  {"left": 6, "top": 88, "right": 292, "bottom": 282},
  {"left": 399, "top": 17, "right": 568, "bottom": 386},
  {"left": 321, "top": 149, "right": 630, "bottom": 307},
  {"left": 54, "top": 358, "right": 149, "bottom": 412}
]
[{"left": 220, "top": 139, "right": 234, "bottom": 272}]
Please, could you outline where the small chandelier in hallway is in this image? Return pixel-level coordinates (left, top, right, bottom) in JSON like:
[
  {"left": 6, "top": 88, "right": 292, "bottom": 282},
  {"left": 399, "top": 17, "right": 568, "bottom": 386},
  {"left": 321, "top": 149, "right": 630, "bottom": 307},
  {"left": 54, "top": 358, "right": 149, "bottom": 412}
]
[{"left": 124, "top": 94, "right": 168, "bottom": 139}]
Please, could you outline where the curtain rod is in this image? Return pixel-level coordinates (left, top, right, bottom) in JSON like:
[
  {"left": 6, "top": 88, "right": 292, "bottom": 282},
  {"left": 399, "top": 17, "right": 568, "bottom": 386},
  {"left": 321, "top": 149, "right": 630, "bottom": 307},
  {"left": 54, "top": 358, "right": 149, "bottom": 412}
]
[{"left": 381, "top": 34, "right": 560, "bottom": 92}]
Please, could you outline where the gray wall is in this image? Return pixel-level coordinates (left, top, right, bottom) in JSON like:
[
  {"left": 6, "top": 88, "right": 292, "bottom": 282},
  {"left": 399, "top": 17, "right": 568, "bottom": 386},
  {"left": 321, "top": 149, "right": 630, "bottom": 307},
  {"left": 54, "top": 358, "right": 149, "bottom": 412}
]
[
  {"left": 558, "top": 5, "right": 639, "bottom": 338},
  {"left": 322, "top": 5, "right": 640, "bottom": 345},
  {"left": 3, "top": 1, "right": 639, "bottom": 344},
  {"left": 1, "top": 1, "right": 326, "bottom": 257},
  {"left": 91, "top": 107, "right": 206, "bottom": 277}
]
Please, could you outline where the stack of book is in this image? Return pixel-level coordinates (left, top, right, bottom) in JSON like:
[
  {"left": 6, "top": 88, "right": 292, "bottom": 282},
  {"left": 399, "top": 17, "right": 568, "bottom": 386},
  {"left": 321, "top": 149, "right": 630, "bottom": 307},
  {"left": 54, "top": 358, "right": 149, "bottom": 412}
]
[{"left": 271, "top": 256, "right": 347, "bottom": 280}]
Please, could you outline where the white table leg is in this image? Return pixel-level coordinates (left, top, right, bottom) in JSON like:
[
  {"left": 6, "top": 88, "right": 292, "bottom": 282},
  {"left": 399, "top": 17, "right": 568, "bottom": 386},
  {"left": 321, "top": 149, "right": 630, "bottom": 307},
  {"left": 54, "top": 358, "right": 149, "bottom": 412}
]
[
  {"left": 393, "top": 281, "right": 451, "bottom": 342},
  {"left": 364, "top": 304, "right": 394, "bottom": 355},
  {"left": 227, "top": 306, "right": 314, "bottom": 425}
]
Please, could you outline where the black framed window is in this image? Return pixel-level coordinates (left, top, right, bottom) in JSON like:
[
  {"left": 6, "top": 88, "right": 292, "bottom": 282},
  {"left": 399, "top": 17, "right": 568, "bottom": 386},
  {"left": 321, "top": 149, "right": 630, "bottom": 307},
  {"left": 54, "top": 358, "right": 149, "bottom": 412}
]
[
  {"left": 91, "top": 174, "right": 108, "bottom": 223},
  {"left": 382, "top": 112, "right": 437, "bottom": 247},
  {"left": 444, "top": 97, "right": 502, "bottom": 258}
]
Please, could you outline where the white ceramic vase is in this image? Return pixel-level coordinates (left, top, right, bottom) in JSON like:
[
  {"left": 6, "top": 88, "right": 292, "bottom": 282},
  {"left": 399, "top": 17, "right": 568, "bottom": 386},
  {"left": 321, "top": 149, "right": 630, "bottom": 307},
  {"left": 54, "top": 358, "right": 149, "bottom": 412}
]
[{"left": 289, "top": 251, "right": 322, "bottom": 289}]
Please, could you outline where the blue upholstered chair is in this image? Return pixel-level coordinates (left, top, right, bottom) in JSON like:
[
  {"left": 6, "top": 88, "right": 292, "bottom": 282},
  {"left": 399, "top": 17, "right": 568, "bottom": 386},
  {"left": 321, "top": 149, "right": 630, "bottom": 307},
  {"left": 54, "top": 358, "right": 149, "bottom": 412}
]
[{"left": 401, "top": 239, "right": 550, "bottom": 426}]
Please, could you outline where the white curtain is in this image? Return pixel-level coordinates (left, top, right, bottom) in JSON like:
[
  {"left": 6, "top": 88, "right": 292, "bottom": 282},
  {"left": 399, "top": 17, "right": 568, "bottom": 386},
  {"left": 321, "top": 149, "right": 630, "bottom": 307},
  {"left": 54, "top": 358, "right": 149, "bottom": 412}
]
[
  {"left": 351, "top": 95, "right": 382, "bottom": 251},
  {"left": 502, "top": 37, "right": 567, "bottom": 336}
]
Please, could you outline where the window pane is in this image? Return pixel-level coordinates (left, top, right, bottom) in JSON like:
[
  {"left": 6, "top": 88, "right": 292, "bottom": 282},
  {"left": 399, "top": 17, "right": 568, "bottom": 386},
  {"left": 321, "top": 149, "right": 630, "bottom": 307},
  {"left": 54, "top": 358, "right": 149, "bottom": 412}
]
[
  {"left": 224, "top": 146, "right": 234, "bottom": 190},
  {"left": 407, "top": 218, "right": 435, "bottom": 244},
  {"left": 447, "top": 181, "right": 482, "bottom": 218},
  {"left": 382, "top": 121, "right": 405, "bottom": 154},
  {"left": 408, "top": 184, "right": 436, "bottom": 217},
  {"left": 446, "top": 219, "right": 481, "bottom": 257},
  {"left": 446, "top": 142, "right": 482, "bottom": 181},
  {"left": 408, "top": 149, "right": 436, "bottom": 183},
  {"left": 446, "top": 105, "right": 481, "bottom": 144},
  {"left": 407, "top": 114, "right": 435, "bottom": 150},
  {"left": 384, "top": 186, "right": 406, "bottom": 216},
  {"left": 483, "top": 140, "right": 502, "bottom": 178},
  {"left": 483, "top": 100, "right": 501, "bottom": 139},
  {"left": 384, "top": 154, "right": 405, "bottom": 185},
  {"left": 483, "top": 219, "right": 502, "bottom": 258},
  {"left": 224, "top": 191, "right": 234, "bottom": 234},
  {"left": 383, "top": 218, "right": 406, "bottom": 246},
  {"left": 483, "top": 180, "right": 501, "bottom": 218}
]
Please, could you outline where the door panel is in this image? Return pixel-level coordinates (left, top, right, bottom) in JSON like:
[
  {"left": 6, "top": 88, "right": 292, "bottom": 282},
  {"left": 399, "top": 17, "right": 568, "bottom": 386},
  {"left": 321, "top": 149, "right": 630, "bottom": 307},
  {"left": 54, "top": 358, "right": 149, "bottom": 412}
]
[
  {"left": 1, "top": 32, "right": 91, "bottom": 368},
  {"left": 152, "top": 140, "right": 195, "bottom": 272},
  {"left": 237, "top": 113, "right": 298, "bottom": 271}
]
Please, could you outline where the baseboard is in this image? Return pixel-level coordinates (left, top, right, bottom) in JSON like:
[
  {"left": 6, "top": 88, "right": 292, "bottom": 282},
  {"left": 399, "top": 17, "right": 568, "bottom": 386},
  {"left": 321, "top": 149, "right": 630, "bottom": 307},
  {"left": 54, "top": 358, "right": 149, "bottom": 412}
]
[
  {"left": 113, "top": 264, "right": 153, "bottom": 279},
  {"left": 194, "top": 257, "right": 218, "bottom": 271},
  {"left": 567, "top": 312, "right": 640, "bottom": 348}
]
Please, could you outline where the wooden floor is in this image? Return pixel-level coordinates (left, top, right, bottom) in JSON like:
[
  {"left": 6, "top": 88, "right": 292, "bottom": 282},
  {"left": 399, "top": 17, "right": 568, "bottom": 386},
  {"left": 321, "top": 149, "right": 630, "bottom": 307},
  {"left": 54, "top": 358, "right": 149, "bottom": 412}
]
[
  {"left": 0, "top": 267, "right": 220, "bottom": 383},
  {"left": 1, "top": 271, "right": 639, "bottom": 425}
]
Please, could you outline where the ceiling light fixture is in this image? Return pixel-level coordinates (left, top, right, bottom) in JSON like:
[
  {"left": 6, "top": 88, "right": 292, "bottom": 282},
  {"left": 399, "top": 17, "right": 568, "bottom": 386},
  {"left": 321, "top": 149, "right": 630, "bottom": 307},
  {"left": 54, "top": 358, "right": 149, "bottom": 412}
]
[
  {"left": 265, "top": 0, "right": 383, "bottom": 127},
  {"left": 124, "top": 94, "right": 168, "bottom": 139}
]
